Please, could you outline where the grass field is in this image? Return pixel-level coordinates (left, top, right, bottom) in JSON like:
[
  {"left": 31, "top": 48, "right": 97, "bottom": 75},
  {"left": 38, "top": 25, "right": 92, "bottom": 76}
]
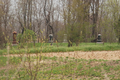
[
  {"left": 0, "top": 43, "right": 120, "bottom": 79},
  {"left": 0, "top": 42, "right": 120, "bottom": 55},
  {"left": 0, "top": 56, "right": 120, "bottom": 80}
]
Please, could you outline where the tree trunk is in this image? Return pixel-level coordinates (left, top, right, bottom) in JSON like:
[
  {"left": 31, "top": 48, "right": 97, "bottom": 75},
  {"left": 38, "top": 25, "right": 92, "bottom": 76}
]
[
  {"left": 68, "top": 41, "right": 72, "bottom": 47},
  {"left": 118, "top": 37, "right": 120, "bottom": 44},
  {"left": 0, "top": 27, "right": 5, "bottom": 49}
]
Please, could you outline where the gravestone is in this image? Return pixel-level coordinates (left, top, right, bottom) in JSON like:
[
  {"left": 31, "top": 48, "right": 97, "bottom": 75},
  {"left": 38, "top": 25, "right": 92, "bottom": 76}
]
[
  {"left": 97, "top": 34, "right": 102, "bottom": 42},
  {"left": 96, "top": 34, "right": 104, "bottom": 44},
  {"left": 63, "top": 34, "right": 67, "bottom": 43},
  {"left": 49, "top": 34, "right": 53, "bottom": 45},
  {"left": 12, "top": 31, "right": 17, "bottom": 44}
]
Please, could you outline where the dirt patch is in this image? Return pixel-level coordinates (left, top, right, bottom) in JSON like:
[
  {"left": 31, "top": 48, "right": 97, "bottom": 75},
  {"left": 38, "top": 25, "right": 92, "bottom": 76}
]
[
  {"left": 42, "top": 51, "right": 120, "bottom": 60},
  {"left": 4, "top": 51, "right": 120, "bottom": 60},
  {"left": 0, "top": 65, "right": 15, "bottom": 70}
]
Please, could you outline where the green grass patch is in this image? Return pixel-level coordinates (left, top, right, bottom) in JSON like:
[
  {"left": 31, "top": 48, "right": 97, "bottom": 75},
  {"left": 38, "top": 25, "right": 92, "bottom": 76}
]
[
  {"left": 1, "top": 42, "right": 120, "bottom": 55},
  {"left": 0, "top": 56, "right": 7, "bottom": 67},
  {"left": 0, "top": 56, "right": 120, "bottom": 79},
  {"left": 0, "top": 56, "right": 22, "bottom": 67}
]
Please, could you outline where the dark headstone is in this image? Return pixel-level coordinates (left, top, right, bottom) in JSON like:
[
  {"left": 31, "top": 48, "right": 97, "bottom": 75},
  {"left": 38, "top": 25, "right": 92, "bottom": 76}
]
[
  {"left": 97, "top": 34, "right": 102, "bottom": 42},
  {"left": 12, "top": 31, "right": 17, "bottom": 44},
  {"left": 49, "top": 34, "right": 53, "bottom": 45}
]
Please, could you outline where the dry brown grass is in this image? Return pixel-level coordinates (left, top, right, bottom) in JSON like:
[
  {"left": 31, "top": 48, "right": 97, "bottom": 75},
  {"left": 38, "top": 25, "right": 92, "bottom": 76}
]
[
  {"left": 4, "top": 50, "right": 120, "bottom": 60},
  {"left": 42, "top": 51, "right": 120, "bottom": 60}
]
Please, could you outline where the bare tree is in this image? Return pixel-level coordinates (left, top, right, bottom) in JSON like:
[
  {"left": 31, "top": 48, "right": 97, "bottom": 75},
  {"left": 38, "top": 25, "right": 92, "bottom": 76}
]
[
  {"left": 44, "top": 0, "right": 55, "bottom": 39},
  {"left": 90, "top": 0, "right": 100, "bottom": 37},
  {"left": 0, "top": 0, "right": 12, "bottom": 46},
  {"left": 16, "top": 0, "right": 33, "bottom": 34},
  {"left": 0, "top": 1, "right": 6, "bottom": 48}
]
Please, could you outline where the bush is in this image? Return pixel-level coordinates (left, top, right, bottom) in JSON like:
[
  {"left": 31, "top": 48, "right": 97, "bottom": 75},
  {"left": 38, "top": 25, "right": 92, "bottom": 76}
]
[{"left": 17, "top": 29, "right": 36, "bottom": 48}]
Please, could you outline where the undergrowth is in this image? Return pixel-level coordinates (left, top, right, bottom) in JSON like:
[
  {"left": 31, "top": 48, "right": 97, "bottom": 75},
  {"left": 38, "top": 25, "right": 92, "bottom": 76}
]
[{"left": 0, "top": 56, "right": 120, "bottom": 80}]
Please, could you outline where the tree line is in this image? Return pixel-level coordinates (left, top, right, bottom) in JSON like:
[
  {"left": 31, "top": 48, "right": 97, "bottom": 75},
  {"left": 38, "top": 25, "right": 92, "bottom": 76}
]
[{"left": 0, "top": 0, "right": 120, "bottom": 48}]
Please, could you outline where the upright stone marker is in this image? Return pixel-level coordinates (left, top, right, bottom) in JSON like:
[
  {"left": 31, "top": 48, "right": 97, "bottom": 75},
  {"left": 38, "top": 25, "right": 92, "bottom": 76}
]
[
  {"left": 63, "top": 34, "right": 67, "bottom": 43},
  {"left": 96, "top": 34, "right": 104, "bottom": 44},
  {"left": 97, "top": 34, "right": 102, "bottom": 42},
  {"left": 12, "top": 31, "right": 17, "bottom": 44},
  {"left": 49, "top": 34, "right": 53, "bottom": 45}
]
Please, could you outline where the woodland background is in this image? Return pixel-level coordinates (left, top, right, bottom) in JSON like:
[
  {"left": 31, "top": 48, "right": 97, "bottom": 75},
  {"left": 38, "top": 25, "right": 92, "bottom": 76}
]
[{"left": 0, "top": 0, "right": 120, "bottom": 48}]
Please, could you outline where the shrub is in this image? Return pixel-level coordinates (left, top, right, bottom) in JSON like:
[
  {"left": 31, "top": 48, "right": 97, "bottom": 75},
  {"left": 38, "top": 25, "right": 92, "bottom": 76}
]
[{"left": 17, "top": 29, "right": 36, "bottom": 48}]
